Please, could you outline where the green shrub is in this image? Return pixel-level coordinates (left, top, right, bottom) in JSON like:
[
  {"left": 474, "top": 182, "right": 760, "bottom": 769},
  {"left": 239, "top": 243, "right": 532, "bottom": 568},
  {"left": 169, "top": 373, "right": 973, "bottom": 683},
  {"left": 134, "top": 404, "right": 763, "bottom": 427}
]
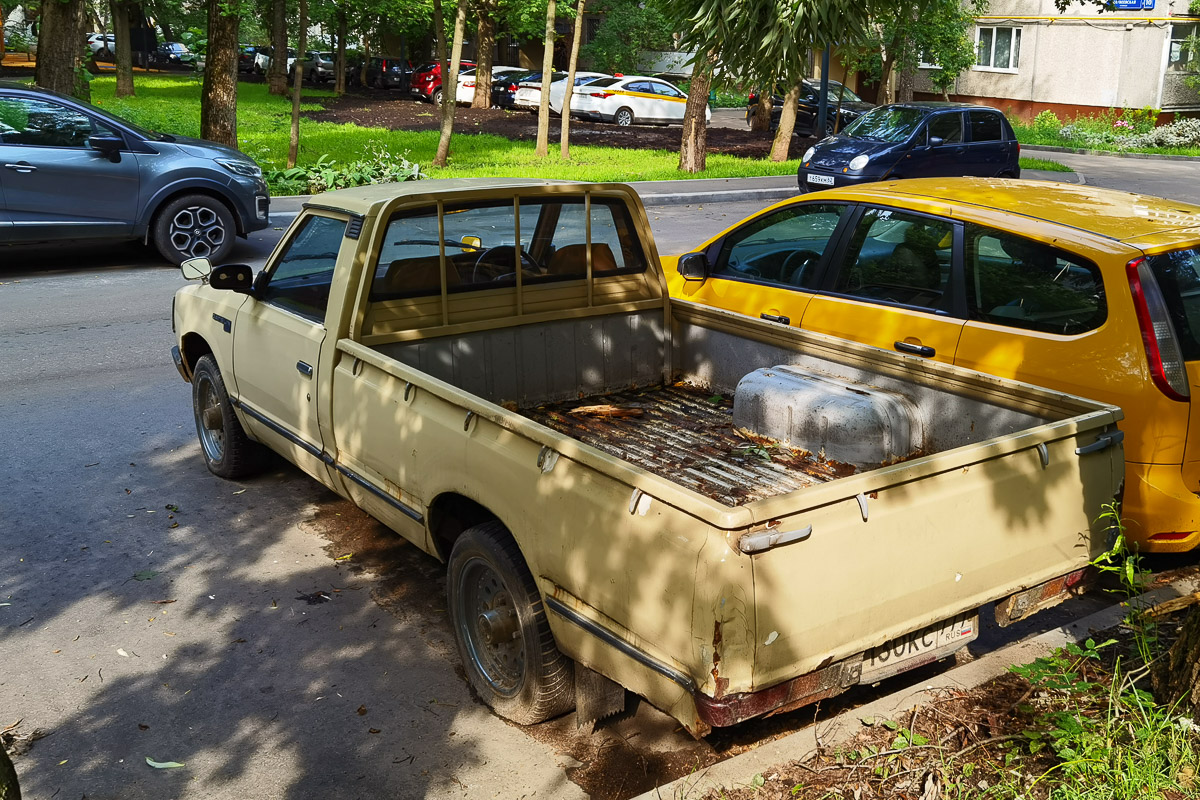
[
  {"left": 1122, "top": 117, "right": 1200, "bottom": 149},
  {"left": 263, "top": 147, "right": 425, "bottom": 194},
  {"left": 1031, "top": 110, "right": 1062, "bottom": 136}
]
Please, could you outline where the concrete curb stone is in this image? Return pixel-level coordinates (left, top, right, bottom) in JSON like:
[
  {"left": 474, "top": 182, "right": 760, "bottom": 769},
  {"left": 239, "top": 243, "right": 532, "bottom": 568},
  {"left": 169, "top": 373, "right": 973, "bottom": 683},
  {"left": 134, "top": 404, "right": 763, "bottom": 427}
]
[{"left": 1023, "top": 144, "right": 1200, "bottom": 163}]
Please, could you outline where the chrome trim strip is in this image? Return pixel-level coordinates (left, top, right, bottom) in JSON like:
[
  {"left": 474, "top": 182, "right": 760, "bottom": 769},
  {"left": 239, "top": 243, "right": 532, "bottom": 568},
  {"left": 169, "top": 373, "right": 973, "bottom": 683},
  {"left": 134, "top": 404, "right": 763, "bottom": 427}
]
[
  {"left": 231, "top": 399, "right": 323, "bottom": 459},
  {"left": 333, "top": 465, "right": 424, "bottom": 524},
  {"left": 544, "top": 595, "right": 695, "bottom": 692}
]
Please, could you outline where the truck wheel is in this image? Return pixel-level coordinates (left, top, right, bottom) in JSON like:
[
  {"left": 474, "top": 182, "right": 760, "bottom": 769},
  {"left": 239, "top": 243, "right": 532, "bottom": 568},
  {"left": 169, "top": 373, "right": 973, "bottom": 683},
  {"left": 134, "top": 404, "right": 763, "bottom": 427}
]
[
  {"left": 615, "top": 107, "right": 634, "bottom": 127},
  {"left": 191, "top": 355, "right": 268, "bottom": 479},
  {"left": 448, "top": 521, "right": 575, "bottom": 725},
  {"left": 153, "top": 194, "right": 236, "bottom": 266}
]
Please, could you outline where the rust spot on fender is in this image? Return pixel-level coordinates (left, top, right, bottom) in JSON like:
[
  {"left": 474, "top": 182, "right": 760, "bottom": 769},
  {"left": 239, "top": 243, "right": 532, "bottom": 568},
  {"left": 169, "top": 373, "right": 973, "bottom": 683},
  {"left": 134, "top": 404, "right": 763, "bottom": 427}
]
[{"left": 710, "top": 620, "right": 729, "bottom": 698}]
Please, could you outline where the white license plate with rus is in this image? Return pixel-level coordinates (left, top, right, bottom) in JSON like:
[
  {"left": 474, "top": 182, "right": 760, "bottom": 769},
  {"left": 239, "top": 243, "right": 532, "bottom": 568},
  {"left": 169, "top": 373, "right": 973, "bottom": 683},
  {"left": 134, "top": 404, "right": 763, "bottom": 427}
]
[
  {"left": 861, "top": 613, "right": 978, "bottom": 683},
  {"left": 806, "top": 174, "right": 835, "bottom": 185}
]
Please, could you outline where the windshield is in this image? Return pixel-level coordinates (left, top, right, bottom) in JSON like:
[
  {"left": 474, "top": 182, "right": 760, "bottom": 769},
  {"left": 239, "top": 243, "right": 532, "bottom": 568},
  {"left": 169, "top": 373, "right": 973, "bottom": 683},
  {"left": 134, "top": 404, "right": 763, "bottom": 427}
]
[
  {"left": 843, "top": 106, "right": 926, "bottom": 142},
  {"left": 817, "top": 81, "right": 864, "bottom": 103}
]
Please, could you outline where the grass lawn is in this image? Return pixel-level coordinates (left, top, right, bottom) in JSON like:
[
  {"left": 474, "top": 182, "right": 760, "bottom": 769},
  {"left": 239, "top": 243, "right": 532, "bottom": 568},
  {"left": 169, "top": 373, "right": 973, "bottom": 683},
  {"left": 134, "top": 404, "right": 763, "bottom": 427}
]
[
  {"left": 1020, "top": 156, "right": 1074, "bottom": 172},
  {"left": 85, "top": 75, "right": 803, "bottom": 191}
]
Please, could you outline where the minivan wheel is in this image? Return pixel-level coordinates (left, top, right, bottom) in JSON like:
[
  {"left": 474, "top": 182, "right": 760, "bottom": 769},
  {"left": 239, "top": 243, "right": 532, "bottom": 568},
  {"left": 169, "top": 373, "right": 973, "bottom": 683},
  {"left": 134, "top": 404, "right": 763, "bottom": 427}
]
[{"left": 153, "top": 194, "right": 236, "bottom": 266}]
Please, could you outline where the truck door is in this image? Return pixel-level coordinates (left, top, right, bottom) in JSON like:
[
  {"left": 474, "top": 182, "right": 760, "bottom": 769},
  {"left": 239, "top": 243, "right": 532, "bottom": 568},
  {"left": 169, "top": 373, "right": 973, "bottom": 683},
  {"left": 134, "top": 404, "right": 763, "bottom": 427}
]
[{"left": 231, "top": 212, "right": 348, "bottom": 483}]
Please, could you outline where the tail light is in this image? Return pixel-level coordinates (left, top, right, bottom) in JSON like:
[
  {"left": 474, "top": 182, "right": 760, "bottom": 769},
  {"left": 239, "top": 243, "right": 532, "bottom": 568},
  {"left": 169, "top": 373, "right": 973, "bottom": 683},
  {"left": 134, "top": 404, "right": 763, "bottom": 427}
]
[
  {"left": 507, "top": 83, "right": 517, "bottom": 91},
  {"left": 1128, "top": 257, "right": 1190, "bottom": 401},
  {"left": 464, "top": 80, "right": 475, "bottom": 88},
  {"left": 381, "top": 59, "right": 388, "bottom": 70},
  {"left": 590, "top": 91, "right": 613, "bottom": 99}
]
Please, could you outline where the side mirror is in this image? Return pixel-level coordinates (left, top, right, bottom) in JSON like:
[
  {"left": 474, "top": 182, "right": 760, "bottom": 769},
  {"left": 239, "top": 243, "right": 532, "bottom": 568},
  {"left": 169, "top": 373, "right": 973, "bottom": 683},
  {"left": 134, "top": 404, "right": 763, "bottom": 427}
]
[
  {"left": 180, "top": 257, "right": 212, "bottom": 281},
  {"left": 928, "top": 136, "right": 945, "bottom": 148},
  {"left": 209, "top": 264, "right": 256, "bottom": 294},
  {"left": 88, "top": 133, "right": 125, "bottom": 162},
  {"left": 677, "top": 252, "right": 710, "bottom": 281},
  {"left": 460, "top": 235, "right": 482, "bottom": 251}
]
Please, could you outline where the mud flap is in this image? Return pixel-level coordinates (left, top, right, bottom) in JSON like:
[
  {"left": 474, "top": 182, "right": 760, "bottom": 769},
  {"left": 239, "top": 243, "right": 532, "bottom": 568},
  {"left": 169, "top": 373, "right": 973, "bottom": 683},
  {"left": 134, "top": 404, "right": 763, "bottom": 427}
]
[{"left": 574, "top": 663, "right": 626, "bottom": 732}]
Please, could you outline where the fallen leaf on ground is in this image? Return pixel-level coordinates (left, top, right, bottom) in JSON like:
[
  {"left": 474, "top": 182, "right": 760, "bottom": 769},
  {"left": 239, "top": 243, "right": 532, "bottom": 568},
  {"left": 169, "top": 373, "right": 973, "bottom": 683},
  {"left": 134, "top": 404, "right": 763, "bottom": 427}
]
[
  {"left": 357, "top": 705, "right": 368, "bottom": 716},
  {"left": 132, "top": 570, "right": 158, "bottom": 582},
  {"left": 151, "top": 599, "right": 176, "bottom": 605},
  {"left": 145, "top": 757, "right": 185, "bottom": 769},
  {"left": 117, "top": 649, "right": 129, "bottom": 657}
]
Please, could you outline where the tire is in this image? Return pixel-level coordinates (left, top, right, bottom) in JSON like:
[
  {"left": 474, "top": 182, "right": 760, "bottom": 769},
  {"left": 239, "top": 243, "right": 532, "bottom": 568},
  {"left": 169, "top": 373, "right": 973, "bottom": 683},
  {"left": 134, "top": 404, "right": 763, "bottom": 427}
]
[
  {"left": 432, "top": 87, "right": 443, "bottom": 107},
  {"left": 152, "top": 194, "right": 237, "bottom": 266},
  {"left": 824, "top": 118, "right": 836, "bottom": 137},
  {"left": 191, "top": 355, "right": 268, "bottom": 480},
  {"left": 448, "top": 521, "right": 575, "bottom": 725},
  {"left": 614, "top": 107, "right": 634, "bottom": 127}
]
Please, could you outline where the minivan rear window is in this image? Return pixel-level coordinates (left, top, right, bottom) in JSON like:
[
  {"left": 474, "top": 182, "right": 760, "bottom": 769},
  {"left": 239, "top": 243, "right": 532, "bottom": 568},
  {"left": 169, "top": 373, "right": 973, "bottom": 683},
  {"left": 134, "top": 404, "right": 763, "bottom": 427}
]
[{"left": 1146, "top": 247, "right": 1200, "bottom": 360}]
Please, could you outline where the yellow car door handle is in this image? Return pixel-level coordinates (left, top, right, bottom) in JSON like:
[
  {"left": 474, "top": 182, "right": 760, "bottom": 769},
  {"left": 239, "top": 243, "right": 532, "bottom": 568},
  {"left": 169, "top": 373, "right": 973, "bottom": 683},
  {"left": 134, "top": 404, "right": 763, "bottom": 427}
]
[{"left": 894, "top": 341, "right": 935, "bottom": 358}]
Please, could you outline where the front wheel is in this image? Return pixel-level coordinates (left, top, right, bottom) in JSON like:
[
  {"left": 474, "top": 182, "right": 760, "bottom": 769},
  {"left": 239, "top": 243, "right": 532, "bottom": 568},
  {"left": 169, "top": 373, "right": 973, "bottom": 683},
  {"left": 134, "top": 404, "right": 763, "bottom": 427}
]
[
  {"left": 432, "top": 88, "right": 443, "bottom": 107},
  {"left": 448, "top": 521, "right": 575, "bottom": 725},
  {"left": 191, "top": 355, "right": 268, "bottom": 479},
  {"left": 152, "top": 194, "right": 236, "bottom": 265},
  {"left": 614, "top": 107, "right": 634, "bottom": 127}
]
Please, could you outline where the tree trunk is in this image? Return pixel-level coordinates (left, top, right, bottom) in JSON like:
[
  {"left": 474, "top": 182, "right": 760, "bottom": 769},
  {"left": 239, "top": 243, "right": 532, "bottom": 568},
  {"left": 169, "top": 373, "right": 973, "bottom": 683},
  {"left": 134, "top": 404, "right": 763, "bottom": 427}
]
[
  {"left": 749, "top": 91, "right": 772, "bottom": 133},
  {"left": 287, "top": 0, "right": 307, "bottom": 167},
  {"left": 433, "top": 0, "right": 467, "bottom": 167},
  {"left": 267, "top": 0, "right": 287, "bottom": 95},
  {"left": 201, "top": 0, "right": 239, "bottom": 147},
  {"left": 678, "top": 52, "right": 715, "bottom": 173},
  {"left": 897, "top": 66, "right": 914, "bottom": 103},
  {"left": 1153, "top": 606, "right": 1200, "bottom": 720},
  {"left": 769, "top": 81, "right": 801, "bottom": 161},
  {"left": 534, "top": 0, "right": 557, "bottom": 157},
  {"left": 471, "top": 4, "right": 496, "bottom": 109},
  {"left": 35, "top": 0, "right": 89, "bottom": 99},
  {"left": 558, "top": 0, "right": 585, "bottom": 159},
  {"left": 0, "top": 743, "right": 20, "bottom": 800},
  {"left": 335, "top": 8, "right": 347, "bottom": 95},
  {"left": 112, "top": 0, "right": 134, "bottom": 97}
]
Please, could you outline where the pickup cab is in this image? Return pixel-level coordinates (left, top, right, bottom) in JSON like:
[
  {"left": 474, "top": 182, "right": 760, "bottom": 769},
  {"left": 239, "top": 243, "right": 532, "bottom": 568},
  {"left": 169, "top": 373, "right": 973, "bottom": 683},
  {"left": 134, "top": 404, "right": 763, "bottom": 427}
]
[{"left": 170, "top": 179, "right": 1124, "bottom": 735}]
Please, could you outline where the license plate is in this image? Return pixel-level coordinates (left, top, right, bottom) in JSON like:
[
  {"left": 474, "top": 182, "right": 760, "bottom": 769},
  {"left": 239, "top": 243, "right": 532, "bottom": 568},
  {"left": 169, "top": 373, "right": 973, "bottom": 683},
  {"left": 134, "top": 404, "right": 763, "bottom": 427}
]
[
  {"left": 806, "top": 173, "right": 835, "bottom": 186},
  {"left": 860, "top": 613, "right": 978, "bottom": 683}
]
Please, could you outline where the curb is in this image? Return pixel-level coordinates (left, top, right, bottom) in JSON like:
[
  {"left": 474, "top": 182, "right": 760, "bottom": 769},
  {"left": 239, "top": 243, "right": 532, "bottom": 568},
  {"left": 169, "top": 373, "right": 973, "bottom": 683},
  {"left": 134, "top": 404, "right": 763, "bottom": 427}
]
[
  {"left": 1023, "top": 144, "right": 1200, "bottom": 163},
  {"left": 633, "top": 575, "right": 1200, "bottom": 800}
]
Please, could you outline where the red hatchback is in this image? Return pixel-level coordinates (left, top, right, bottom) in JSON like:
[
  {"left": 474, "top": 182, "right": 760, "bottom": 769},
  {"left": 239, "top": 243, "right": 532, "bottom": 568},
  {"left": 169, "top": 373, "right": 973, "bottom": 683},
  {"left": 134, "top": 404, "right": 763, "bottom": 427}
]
[{"left": 410, "top": 60, "right": 475, "bottom": 106}]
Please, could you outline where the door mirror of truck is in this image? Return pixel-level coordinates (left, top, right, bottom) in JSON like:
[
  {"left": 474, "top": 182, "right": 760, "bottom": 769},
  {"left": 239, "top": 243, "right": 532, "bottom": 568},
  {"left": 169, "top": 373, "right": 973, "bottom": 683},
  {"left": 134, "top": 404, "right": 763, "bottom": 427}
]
[
  {"left": 180, "top": 257, "right": 212, "bottom": 281},
  {"left": 678, "top": 252, "right": 710, "bottom": 281},
  {"left": 208, "top": 263, "right": 256, "bottom": 294}
]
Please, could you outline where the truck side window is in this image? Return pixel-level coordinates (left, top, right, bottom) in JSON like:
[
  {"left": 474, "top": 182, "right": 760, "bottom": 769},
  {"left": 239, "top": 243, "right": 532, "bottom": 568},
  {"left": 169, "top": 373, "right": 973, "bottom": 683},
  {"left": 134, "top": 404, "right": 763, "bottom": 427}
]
[
  {"left": 964, "top": 225, "right": 1106, "bottom": 335},
  {"left": 711, "top": 204, "right": 846, "bottom": 289},
  {"left": 259, "top": 214, "right": 347, "bottom": 323},
  {"left": 833, "top": 208, "right": 956, "bottom": 310}
]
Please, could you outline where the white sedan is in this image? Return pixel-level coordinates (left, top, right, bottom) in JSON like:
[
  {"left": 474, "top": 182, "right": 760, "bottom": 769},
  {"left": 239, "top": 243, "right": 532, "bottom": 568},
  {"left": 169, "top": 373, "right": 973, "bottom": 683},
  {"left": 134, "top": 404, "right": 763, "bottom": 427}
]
[
  {"left": 455, "top": 65, "right": 523, "bottom": 104},
  {"left": 570, "top": 75, "right": 709, "bottom": 126},
  {"left": 547, "top": 72, "right": 610, "bottom": 114}
]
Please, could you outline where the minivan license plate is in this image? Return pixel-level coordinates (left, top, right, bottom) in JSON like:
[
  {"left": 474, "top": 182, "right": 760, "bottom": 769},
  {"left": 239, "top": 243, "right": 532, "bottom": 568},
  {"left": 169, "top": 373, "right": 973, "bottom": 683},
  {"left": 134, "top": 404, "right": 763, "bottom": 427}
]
[
  {"left": 806, "top": 174, "right": 835, "bottom": 186},
  {"left": 861, "top": 613, "right": 978, "bottom": 683}
]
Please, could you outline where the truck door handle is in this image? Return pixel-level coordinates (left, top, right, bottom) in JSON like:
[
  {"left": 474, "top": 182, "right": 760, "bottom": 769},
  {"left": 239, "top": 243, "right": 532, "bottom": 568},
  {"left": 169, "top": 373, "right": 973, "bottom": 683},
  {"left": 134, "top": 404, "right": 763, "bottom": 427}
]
[
  {"left": 894, "top": 341, "right": 935, "bottom": 358},
  {"left": 296, "top": 361, "right": 313, "bottom": 378},
  {"left": 1075, "top": 429, "right": 1124, "bottom": 456},
  {"left": 760, "top": 313, "right": 790, "bottom": 325},
  {"left": 4, "top": 162, "right": 36, "bottom": 173}
]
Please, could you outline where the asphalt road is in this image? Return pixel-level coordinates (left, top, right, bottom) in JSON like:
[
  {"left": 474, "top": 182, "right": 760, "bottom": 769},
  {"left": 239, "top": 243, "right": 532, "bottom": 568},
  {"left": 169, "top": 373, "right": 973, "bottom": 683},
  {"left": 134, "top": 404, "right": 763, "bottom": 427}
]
[{"left": 4, "top": 158, "right": 1200, "bottom": 800}]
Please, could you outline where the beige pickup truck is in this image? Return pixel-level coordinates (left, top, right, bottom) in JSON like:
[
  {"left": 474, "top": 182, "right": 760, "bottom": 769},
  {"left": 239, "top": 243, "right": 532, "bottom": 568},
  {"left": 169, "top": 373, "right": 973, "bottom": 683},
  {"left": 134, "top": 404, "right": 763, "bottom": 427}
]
[{"left": 170, "top": 179, "right": 1124, "bottom": 736}]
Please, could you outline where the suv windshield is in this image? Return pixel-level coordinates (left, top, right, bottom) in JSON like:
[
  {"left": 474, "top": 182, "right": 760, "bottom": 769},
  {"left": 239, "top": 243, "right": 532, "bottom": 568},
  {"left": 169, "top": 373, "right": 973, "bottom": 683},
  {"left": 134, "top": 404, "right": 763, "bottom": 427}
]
[{"left": 843, "top": 106, "right": 925, "bottom": 142}]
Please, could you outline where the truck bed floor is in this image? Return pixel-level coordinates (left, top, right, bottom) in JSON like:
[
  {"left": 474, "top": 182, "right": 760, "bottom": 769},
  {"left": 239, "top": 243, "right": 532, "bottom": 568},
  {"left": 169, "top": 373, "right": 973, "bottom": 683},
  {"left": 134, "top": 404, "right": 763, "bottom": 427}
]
[{"left": 522, "top": 384, "right": 855, "bottom": 506}]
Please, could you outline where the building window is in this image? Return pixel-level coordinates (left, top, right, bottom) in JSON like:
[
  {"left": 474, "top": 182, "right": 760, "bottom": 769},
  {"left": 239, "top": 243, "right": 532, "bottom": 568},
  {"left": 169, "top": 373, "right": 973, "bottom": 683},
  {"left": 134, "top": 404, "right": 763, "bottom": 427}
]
[
  {"left": 1169, "top": 23, "right": 1197, "bottom": 72},
  {"left": 976, "top": 26, "right": 1021, "bottom": 72},
  {"left": 585, "top": 17, "right": 601, "bottom": 46}
]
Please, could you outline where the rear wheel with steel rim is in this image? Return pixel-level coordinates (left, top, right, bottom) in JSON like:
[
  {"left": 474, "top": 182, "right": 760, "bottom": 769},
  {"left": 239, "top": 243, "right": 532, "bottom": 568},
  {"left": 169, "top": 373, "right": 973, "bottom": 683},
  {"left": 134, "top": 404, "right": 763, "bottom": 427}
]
[
  {"left": 153, "top": 194, "right": 237, "bottom": 266},
  {"left": 448, "top": 521, "right": 575, "bottom": 725},
  {"left": 614, "top": 107, "right": 634, "bottom": 127},
  {"left": 191, "top": 355, "right": 268, "bottom": 479}
]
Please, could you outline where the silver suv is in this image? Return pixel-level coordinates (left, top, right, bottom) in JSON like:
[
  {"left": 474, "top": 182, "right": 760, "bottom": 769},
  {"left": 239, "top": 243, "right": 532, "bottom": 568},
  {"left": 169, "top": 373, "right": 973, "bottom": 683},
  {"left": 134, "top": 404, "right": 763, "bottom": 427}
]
[{"left": 0, "top": 82, "right": 269, "bottom": 264}]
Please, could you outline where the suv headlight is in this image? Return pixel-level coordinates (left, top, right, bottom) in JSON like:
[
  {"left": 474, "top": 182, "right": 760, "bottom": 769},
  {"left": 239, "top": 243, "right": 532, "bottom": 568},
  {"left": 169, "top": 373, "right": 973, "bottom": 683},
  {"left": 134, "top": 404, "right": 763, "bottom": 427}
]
[
  {"left": 217, "top": 158, "right": 262, "bottom": 178},
  {"left": 848, "top": 154, "right": 870, "bottom": 171}
]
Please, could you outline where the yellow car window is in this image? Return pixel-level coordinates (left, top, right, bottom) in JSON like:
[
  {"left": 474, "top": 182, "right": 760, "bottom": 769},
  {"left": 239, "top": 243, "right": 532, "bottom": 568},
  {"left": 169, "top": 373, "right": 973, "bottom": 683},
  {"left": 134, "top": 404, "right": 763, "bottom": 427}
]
[
  {"left": 711, "top": 204, "right": 846, "bottom": 289},
  {"left": 834, "top": 209, "right": 955, "bottom": 310},
  {"left": 964, "top": 224, "right": 1106, "bottom": 336}
]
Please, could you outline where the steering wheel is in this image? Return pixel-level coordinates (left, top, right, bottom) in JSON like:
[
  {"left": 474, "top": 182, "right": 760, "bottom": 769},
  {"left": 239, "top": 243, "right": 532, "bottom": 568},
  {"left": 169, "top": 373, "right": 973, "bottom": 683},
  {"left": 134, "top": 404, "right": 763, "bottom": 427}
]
[
  {"left": 472, "top": 246, "right": 542, "bottom": 282},
  {"left": 782, "top": 249, "right": 820, "bottom": 286}
]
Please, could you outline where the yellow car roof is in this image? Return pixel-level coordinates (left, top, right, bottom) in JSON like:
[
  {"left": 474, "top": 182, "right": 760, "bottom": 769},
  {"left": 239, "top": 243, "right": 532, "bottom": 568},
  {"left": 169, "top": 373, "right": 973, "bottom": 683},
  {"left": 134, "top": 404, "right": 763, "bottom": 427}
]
[{"left": 816, "top": 178, "right": 1200, "bottom": 248}]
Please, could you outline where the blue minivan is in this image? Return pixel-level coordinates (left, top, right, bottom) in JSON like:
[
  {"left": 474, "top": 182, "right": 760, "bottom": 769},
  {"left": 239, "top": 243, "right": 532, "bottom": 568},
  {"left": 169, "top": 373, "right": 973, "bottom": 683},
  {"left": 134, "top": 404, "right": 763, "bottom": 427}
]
[{"left": 797, "top": 102, "right": 1020, "bottom": 193}]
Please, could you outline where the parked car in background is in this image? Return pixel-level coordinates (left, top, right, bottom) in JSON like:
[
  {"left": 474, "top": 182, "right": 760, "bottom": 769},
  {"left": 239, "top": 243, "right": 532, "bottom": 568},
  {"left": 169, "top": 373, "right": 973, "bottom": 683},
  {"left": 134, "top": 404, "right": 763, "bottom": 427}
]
[
  {"left": 252, "top": 46, "right": 296, "bottom": 75},
  {"left": 571, "top": 75, "right": 708, "bottom": 127},
  {"left": 512, "top": 70, "right": 566, "bottom": 111},
  {"left": 409, "top": 60, "right": 475, "bottom": 105},
  {"left": 547, "top": 71, "right": 610, "bottom": 114},
  {"left": 159, "top": 41, "right": 195, "bottom": 67},
  {"left": 365, "top": 55, "right": 412, "bottom": 90},
  {"left": 455, "top": 65, "right": 522, "bottom": 104},
  {"left": 237, "top": 44, "right": 259, "bottom": 72},
  {"left": 300, "top": 50, "right": 335, "bottom": 82},
  {"left": 668, "top": 176, "right": 1200, "bottom": 552},
  {"left": 490, "top": 70, "right": 537, "bottom": 108},
  {"left": 0, "top": 81, "right": 269, "bottom": 264},
  {"left": 796, "top": 102, "right": 1019, "bottom": 192},
  {"left": 86, "top": 32, "right": 116, "bottom": 61},
  {"left": 747, "top": 79, "right": 874, "bottom": 136}
]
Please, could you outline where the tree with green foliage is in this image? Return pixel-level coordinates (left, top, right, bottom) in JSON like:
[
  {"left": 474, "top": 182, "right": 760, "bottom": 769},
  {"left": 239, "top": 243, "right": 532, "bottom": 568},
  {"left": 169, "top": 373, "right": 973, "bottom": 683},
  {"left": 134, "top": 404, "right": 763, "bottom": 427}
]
[
  {"left": 287, "top": 0, "right": 305, "bottom": 167},
  {"left": 559, "top": 0, "right": 584, "bottom": 157},
  {"left": 534, "top": 0, "right": 555, "bottom": 157},
  {"left": 111, "top": 0, "right": 135, "bottom": 97},
  {"left": 35, "top": 0, "right": 91, "bottom": 99},
  {"left": 580, "top": 0, "right": 673, "bottom": 74},
  {"left": 434, "top": 0, "right": 468, "bottom": 166},
  {"left": 200, "top": 0, "right": 240, "bottom": 146}
]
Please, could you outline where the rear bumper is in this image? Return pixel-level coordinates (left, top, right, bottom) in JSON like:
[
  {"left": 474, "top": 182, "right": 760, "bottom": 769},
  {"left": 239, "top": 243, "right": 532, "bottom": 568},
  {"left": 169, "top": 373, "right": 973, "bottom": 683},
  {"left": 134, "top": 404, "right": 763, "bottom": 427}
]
[{"left": 1123, "top": 461, "right": 1200, "bottom": 552}]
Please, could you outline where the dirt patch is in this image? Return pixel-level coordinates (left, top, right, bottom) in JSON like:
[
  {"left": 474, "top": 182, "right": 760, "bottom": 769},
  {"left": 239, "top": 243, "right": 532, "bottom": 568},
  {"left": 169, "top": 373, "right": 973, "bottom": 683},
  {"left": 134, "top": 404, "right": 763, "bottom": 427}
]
[{"left": 306, "top": 88, "right": 812, "bottom": 159}]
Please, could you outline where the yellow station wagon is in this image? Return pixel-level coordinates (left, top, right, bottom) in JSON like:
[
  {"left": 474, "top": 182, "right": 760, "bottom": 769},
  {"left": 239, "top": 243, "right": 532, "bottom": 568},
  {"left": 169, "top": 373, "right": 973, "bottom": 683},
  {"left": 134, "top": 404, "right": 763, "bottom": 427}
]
[{"left": 666, "top": 178, "right": 1200, "bottom": 552}]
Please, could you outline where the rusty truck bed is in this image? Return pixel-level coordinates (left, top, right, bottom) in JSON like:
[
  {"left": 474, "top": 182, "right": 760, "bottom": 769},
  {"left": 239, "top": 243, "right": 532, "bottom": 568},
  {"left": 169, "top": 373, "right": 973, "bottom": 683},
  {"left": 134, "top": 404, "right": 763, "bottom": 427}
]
[{"left": 521, "top": 383, "right": 856, "bottom": 506}]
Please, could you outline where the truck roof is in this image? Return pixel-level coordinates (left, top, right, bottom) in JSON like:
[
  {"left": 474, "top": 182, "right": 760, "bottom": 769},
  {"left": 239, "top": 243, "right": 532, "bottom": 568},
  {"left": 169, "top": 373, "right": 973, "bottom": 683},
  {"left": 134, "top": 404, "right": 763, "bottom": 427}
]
[
  {"left": 301, "top": 178, "right": 576, "bottom": 217},
  {"left": 820, "top": 178, "right": 1200, "bottom": 248}
]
